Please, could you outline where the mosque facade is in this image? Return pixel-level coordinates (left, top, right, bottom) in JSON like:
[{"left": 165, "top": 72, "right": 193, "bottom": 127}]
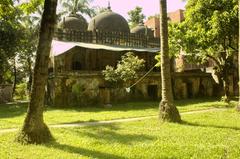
[{"left": 48, "top": 7, "right": 217, "bottom": 107}]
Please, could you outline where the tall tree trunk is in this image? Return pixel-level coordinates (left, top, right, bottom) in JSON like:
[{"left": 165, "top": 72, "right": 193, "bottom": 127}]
[
  {"left": 237, "top": 0, "right": 240, "bottom": 111},
  {"left": 27, "top": 56, "right": 33, "bottom": 94},
  {"left": 0, "top": 57, "right": 4, "bottom": 84},
  {"left": 221, "top": 67, "right": 230, "bottom": 103},
  {"left": 222, "top": 77, "right": 230, "bottom": 103},
  {"left": 0, "top": 71, "right": 3, "bottom": 84},
  {"left": 159, "top": 0, "right": 181, "bottom": 122},
  {"left": 12, "top": 58, "right": 17, "bottom": 97},
  {"left": 16, "top": 0, "right": 57, "bottom": 144}
]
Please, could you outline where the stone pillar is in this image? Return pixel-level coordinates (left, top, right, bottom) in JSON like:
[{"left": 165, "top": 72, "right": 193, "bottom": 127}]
[{"left": 99, "top": 87, "right": 111, "bottom": 105}]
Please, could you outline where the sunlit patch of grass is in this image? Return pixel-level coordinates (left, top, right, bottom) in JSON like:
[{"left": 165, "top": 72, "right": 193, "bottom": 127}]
[
  {"left": 0, "top": 109, "right": 240, "bottom": 159},
  {"left": 0, "top": 98, "right": 235, "bottom": 129}
]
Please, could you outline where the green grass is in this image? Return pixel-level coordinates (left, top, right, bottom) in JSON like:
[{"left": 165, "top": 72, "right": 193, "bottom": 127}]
[
  {"left": 0, "top": 98, "right": 235, "bottom": 129},
  {"left": 0, "top": 109, "right": 240, "bottom": 158}
]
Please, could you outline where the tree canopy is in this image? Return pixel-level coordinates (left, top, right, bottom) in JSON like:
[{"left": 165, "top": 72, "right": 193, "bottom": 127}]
[
  {"left": 179, "top": 0, "right": 238, "bottom": 102},
  {"left": 59, "top": 0, "right": 96, "bottom": 17},
  {"left": 127, "top": 6, "right": 145, "bottom": 28},
  {"left": 0, "top": 0, "right": 22, "bottom": 83},
  {"left": 183, "top": 0, "right": 238, "bottom": 53}
]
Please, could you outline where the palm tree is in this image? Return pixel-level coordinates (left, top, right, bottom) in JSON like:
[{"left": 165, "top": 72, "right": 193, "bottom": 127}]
[
  {"left": 237, "top": 0, "right": 240, "bottom": 111},
  {"left": 60, "top": 0, "right": 96, "bottom": 17},
  {"left": 16, "top": 0, "right": 57, "bottom": 144},
  {"left": 159, "top": 0, "right": 181, "bottom": 122}
]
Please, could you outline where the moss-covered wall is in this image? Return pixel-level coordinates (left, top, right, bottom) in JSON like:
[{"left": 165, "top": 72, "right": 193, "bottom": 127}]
[
  {"left": 173, "top": 73, "right": 216, "bottom": 99},
  {"left": 48, "top": 72, "right": 219, "bottom": 107},
  {"left": 48, "top": 73, "right": 103, "bottom": 106},
  {"left": 49, "top": 47, "right": 233, "bottom": 107}
]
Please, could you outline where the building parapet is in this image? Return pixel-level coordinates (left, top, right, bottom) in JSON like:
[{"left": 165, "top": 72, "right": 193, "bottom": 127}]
[{"left": 54, "top": 28, "right": 160, "bottom": 48}]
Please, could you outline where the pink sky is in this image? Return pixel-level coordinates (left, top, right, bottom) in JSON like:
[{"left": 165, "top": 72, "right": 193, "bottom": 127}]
[{"left": 90, "top": 0, "right": 186, "bottom": 19}]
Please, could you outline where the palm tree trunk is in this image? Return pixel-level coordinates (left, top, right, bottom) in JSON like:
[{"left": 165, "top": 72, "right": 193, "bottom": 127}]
[
  {"left": 16, "top": 0, "right": 57, "bottom": 144},
  {"left": 237, "top": 0, "right": 240, "bottom": 111},
  {"left": 159, "top": 0, "right": 181, "bottom": 122},
  {"left": 0, "top": 57, "right": 4, "bottom": 84},
  {"left": 12, "top": 58, "right": 17, "bottom": 97},
  {"left": 27, "top": 56, "right": 33, "bottom": 94}
]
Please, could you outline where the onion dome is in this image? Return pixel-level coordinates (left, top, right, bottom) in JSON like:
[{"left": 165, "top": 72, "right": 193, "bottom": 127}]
[
  {"left": 131, "top": 24, "right": 154, "bottom": 37},
  {"left": 59, "top": 14, "right": 88, "bottom": 31},
  {"left": 88, "top": 7, "right": 130, "bottom": 33}
]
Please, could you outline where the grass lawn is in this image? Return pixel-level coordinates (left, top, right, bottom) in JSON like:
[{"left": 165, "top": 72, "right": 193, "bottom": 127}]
[
  {"left": 0, "top": 98, "right": 235, "bottom": 129},
  {"left": 0, "top": 109, "right": 240, "bottom": 158}
]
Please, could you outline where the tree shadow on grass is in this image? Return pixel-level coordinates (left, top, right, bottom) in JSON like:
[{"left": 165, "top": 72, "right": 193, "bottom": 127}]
[
  {"left": 174, "top": 97, "right": 220, "bottom": 107},
  {"left": 0, "top": 103, "right": 27, "bottom": 118},
  {"left": 45, "top": 141, "right": 127, "bottom": 159},
  {"left": 47, "top": 98, "right": 224, "bottom": 113},
  {"left": 181, "top": 120, "right": 240, "bottom": 131},
  {"left": 44, "top": 124, "right": 154, "bottom": 158},
  {"left": 71, "top": 124, "right": 155, "bottom": 145},
  {"left": 46, "top": 101, "right": 159, "bottom": 113}
]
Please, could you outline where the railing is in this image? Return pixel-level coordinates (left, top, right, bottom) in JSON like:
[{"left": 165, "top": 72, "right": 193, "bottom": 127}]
[
  {"left": 54, "top": 29, "right": 93, "bottom": 43},
  {"left": 54, "top": 28, "right": 160, "bottom": 48}
]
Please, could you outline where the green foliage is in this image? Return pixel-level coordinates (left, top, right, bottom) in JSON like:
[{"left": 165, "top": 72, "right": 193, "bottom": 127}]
[
  {"left": 0, "top": 0, "right": 42, "bottom": 85},
  {"left": 19, "top": 0, "right": 44, "bottom": 15},
  {"left": 17, "top": 12, "right": 41, "bottom": 88},
  {"left": 127, "top": 6, "right": 145, "bottom": 28},
  {"left": 179, "top": 0, "right": 238, "bottom": 100},
  {"left": 59, "top": 0, "right": 96, "bottom": 18},
  {"left": 154, "top": 52, "right": 161, "bottom": 67},
  {"left": 102, "top": 52, "right": 145, "bottom": 84},
  {"left": 102, "top": 66, "right": 116, "bottom": 82},
  {"left": 71, "top": 82, "right": 85, "bottom": 101},
  {"left": 155, "top": 23, "right": 184, "bottom": 68},
  {"left": 0, "top": 0, "right": 41, "bottom": 85},
  {"left": 182, "top": 0, "right": 238, "bottom": 62},
  {"left": 0, "top": 0, "right": 22, "bottom": 83},
  {"left": 14, "top": 83, "right": 28, "bottom": 100},
  {"left": 168, "top": 23, "right": 184, "bottom": 57}
]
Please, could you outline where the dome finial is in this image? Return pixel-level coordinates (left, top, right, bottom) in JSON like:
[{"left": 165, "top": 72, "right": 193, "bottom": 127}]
[{"left": 107, "top": 1, "right": 111, "bottom": 10}]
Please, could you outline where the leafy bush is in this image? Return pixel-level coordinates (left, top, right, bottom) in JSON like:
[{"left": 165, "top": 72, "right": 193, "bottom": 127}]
[
  {"left": 102, "top": 52, "right": 145, "bottom": 84},
  {"left": 14, "top": 83, "right": 28, "bottom": 100}
]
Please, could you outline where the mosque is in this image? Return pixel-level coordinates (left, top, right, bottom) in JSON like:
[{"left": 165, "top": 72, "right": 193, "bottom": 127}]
[{"left": 48, "top": 6, "right": 217, "bottom": 106}]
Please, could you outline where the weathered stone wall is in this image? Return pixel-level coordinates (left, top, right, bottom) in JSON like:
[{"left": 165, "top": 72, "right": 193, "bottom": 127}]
[
  {"left": 0, "top": 84, "right": 13, "bottom": 103},
  {"left": 173, "top": 73, "right": 214, "bottom": 99},
  {"left": 48, "top": 73, "right": 104, "bottom": 106},
  {"left": 48, "top": 72, "right": 217, "bottom": 107}
]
